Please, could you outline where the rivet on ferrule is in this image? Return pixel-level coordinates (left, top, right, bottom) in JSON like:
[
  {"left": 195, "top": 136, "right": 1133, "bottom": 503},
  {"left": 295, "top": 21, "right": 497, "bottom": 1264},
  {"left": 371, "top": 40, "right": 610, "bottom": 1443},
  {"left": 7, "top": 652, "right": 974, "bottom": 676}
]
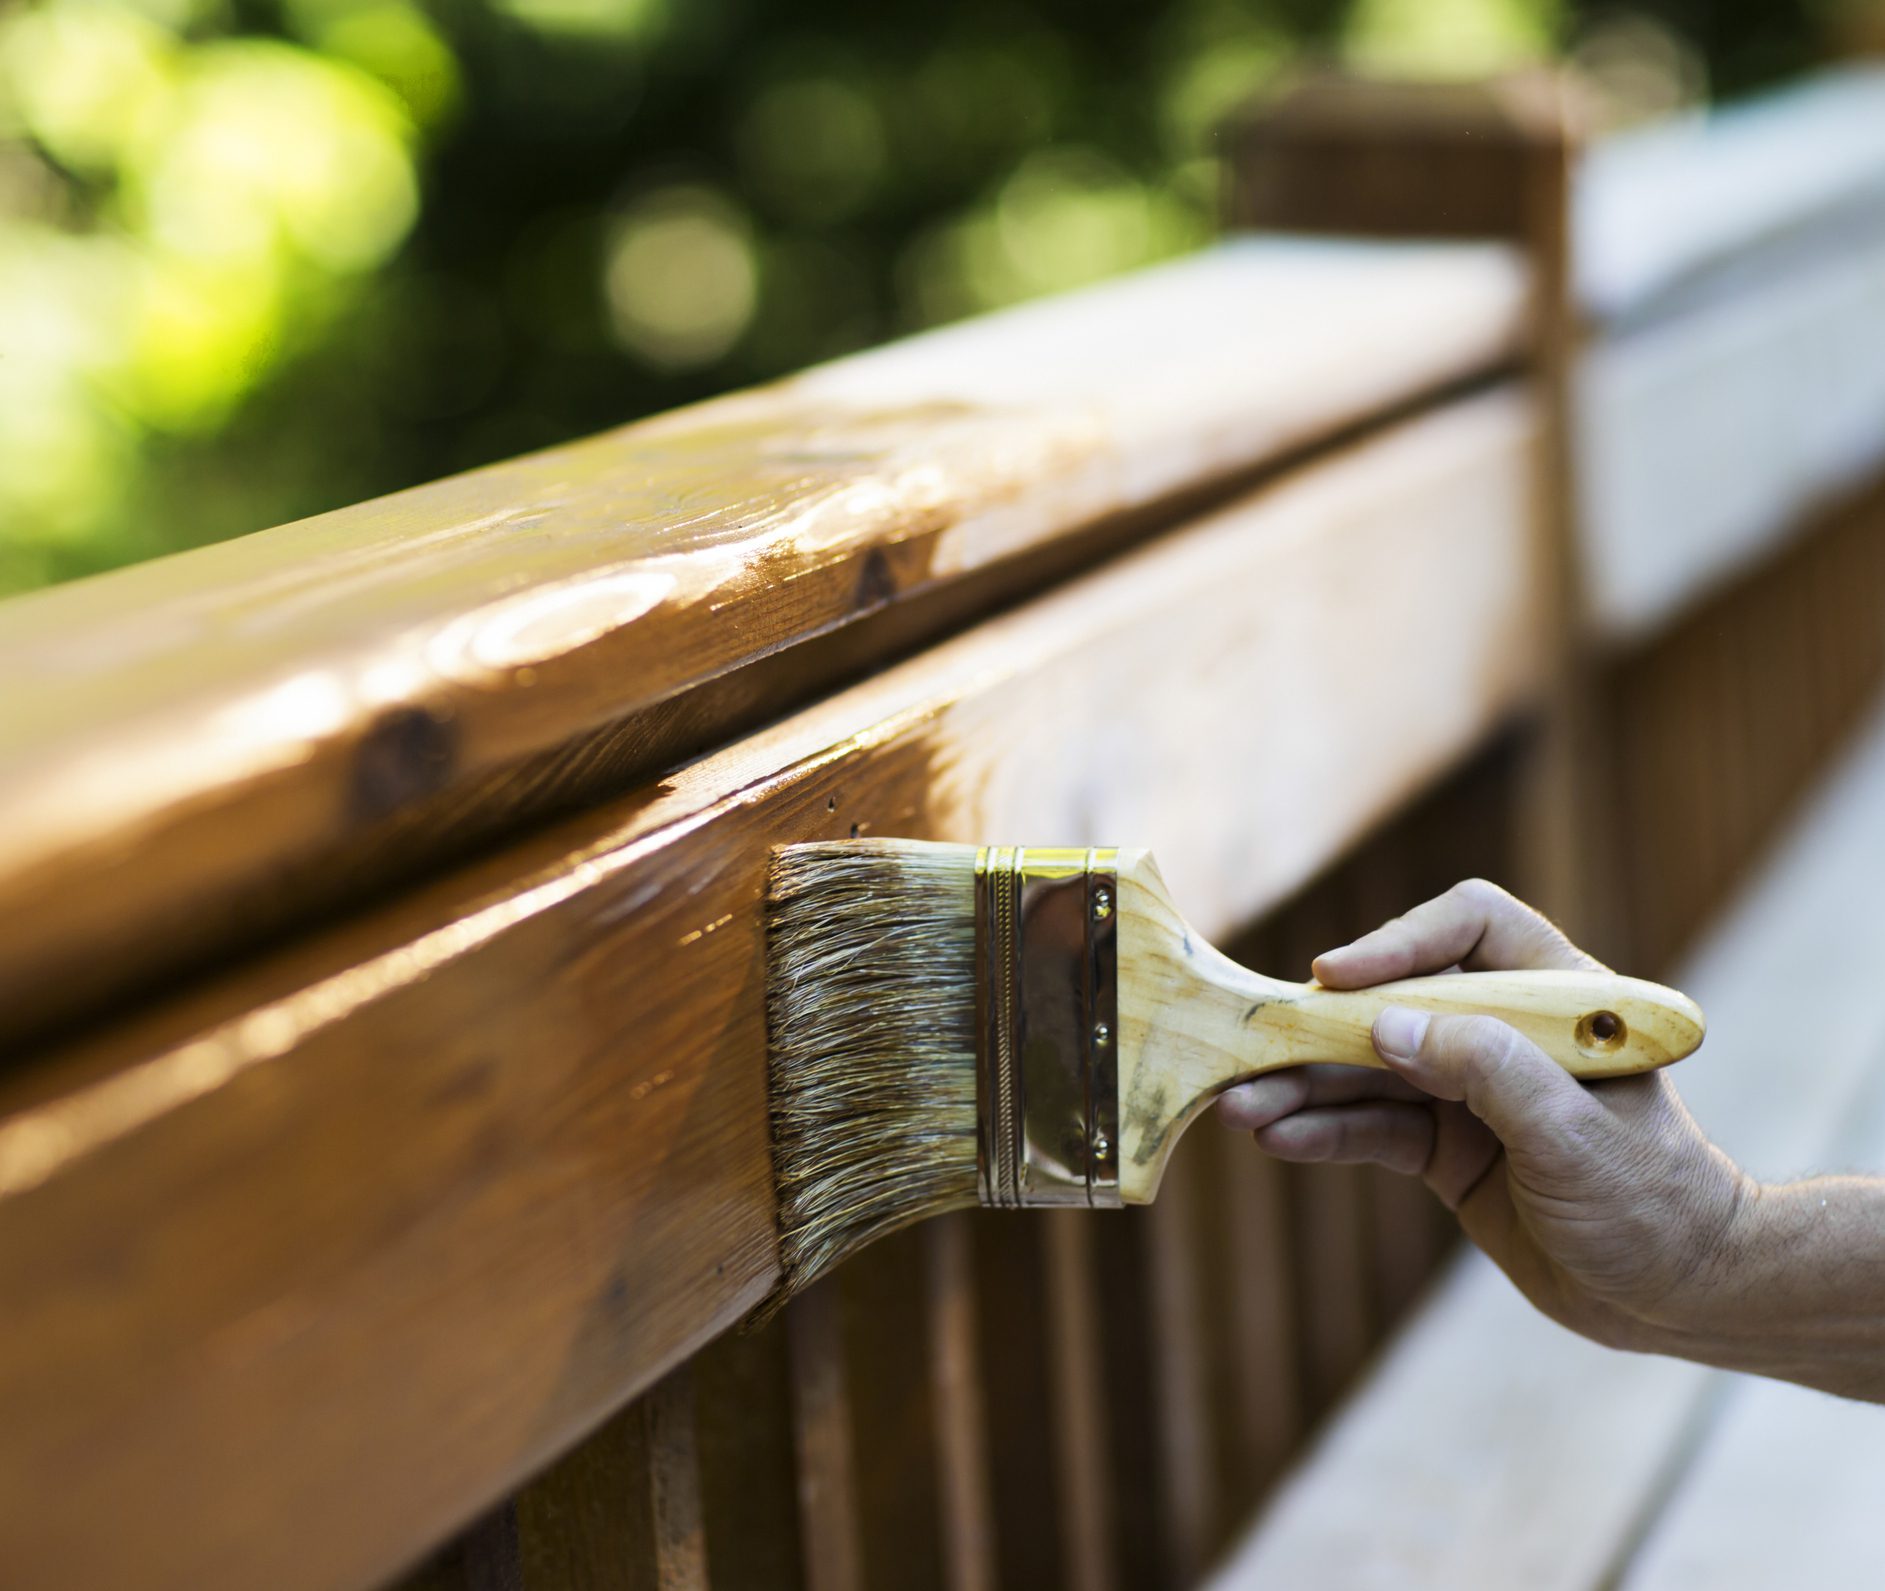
[{"left": 973, "top": 846, "right": 1122, "bottom": 1210}]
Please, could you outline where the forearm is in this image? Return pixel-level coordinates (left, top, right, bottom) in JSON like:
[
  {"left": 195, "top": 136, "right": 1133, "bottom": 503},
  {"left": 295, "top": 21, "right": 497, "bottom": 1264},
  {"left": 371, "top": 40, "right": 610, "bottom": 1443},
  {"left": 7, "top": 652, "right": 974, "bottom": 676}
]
[{"left": 1648, "top": 1175, "right": 1885, "bottom": 1402}]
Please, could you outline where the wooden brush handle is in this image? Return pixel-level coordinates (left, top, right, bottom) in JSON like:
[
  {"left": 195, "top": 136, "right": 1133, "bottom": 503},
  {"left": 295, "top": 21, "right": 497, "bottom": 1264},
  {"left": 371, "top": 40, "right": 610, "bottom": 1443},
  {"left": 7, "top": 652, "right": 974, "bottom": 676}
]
[
  {"left": 1111, "top": 849, "right": 1706, "bottom": 1203},
  {"left": 1252, "top": 969, "right": 1707, "bottom": 1081}
]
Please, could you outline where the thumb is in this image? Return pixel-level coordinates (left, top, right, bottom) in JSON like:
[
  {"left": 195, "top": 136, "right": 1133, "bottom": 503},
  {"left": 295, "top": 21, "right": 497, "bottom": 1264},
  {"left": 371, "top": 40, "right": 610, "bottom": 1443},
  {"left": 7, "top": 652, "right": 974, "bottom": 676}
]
[{"left": 1373, "top": 1006, "right": 1591, "bottom": 1154}]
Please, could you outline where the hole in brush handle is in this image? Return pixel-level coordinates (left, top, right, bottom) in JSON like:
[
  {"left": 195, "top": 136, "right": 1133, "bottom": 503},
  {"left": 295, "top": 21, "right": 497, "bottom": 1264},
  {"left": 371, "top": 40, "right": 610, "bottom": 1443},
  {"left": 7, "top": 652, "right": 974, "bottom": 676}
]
[{"left": 1575, "top": 1009, "right": 1627, "bottom": 1056}]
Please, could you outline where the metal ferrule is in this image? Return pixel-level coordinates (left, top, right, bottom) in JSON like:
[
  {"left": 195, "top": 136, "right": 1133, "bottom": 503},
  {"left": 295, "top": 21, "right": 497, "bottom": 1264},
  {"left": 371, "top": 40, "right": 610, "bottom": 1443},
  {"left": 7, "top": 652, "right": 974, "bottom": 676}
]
[{"left": 973, "top": 847, "right": 1121, "bottom": 1210}]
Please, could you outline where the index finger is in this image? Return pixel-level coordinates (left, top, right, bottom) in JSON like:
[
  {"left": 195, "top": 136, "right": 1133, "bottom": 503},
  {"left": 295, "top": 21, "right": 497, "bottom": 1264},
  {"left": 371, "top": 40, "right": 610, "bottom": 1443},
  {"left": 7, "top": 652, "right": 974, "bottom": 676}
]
[{"left": 1311, "top": 878, "right": 1602, "bottom": 988}]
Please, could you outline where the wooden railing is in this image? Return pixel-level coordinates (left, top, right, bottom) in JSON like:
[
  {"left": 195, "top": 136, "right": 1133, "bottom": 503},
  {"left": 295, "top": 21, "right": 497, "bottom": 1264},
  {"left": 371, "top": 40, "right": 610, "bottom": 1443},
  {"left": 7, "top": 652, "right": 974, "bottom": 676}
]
[{"left": 2, "top": 61, "right": 1883, "bottom": 1591}]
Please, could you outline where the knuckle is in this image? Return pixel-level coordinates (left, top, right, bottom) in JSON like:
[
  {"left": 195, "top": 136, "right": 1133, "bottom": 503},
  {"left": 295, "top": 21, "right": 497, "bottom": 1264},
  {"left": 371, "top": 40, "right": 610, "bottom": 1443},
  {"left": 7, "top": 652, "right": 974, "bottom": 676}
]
[
  {"left": 1449, "top": 1013, "right": 1520, "bottom": 1068},
  {"left": 1450, "top": 877, "right": 1509, "bottom": 912}
]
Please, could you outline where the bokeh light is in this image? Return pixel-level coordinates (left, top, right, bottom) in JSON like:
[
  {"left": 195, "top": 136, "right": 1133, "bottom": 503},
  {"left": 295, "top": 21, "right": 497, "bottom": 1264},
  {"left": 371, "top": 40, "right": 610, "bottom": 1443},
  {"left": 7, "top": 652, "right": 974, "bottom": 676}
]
[
  {"left": 0, "top": 0, "right": 1847, "bottom": 597},
  {"left": 1343, "top": 0, "right": 1559, "bottom": 77},
  {"left": 605, "top": 186, "right": 760, "bottom": 369},
  {"left": 738, "top": 73, "right": 887, "bottom": 224}
]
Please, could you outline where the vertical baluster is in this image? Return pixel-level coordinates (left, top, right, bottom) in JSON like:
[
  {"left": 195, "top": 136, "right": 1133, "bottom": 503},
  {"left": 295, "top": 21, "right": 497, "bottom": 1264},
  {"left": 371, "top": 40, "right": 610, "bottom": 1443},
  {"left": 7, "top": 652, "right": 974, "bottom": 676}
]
[
  {"left": 1277, "top": 884, "right": 1378, "bottom": 1420},
  {"left": 925, "top": 1216, "right": 996, "bottom": 1591},
  {"left": 1209, "top": 1103, "right": 1302, "bottom": 1496},
  {"left": 1043, "top": 1212, "right": 1117, "bottom": 1591},
  {"left": 1140, "top": 1147, "right": 1217, "bottom": 1584},
  {"left": 695, "top": 1316, "right": 805, "bottom": 1591},
  {"left": 789, "top": 1281, "right": 865, "bottom": 1591},
  {"left": 974, "top": 1212, "right": 1072, "bottom": 1589},
  {"left": 838, "top": 1228, "right": 949, "bottom": 1591},
  {"left": 504, "top": 1368, "right": 707, "bottom": 1591},
  {"left": 400, "top": 1503, "right": 522, "bottom": 1591}
]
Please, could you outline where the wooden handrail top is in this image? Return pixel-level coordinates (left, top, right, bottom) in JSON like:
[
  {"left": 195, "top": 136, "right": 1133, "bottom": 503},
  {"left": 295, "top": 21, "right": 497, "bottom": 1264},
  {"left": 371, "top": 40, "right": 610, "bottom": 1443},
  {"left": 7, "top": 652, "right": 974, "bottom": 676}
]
[{"left": 0, "top": 237, "right": 1524, "bottom": 1052}]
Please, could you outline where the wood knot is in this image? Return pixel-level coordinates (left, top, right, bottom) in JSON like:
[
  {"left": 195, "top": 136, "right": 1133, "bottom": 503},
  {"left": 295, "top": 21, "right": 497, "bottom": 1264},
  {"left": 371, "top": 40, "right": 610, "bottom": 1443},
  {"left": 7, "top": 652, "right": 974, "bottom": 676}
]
[
  {"left": 854, "top": 546, "right": 897, "bottom": 614},
  {"left": 350, "top": 705, "right": 458, "bottom": 825}
]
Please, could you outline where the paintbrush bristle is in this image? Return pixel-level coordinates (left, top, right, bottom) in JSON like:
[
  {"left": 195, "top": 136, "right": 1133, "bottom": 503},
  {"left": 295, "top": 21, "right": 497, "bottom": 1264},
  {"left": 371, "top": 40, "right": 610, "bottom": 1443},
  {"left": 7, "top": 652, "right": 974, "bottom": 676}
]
[{"left": 765, "top": 839, "right": 980, "bottom": 1296}]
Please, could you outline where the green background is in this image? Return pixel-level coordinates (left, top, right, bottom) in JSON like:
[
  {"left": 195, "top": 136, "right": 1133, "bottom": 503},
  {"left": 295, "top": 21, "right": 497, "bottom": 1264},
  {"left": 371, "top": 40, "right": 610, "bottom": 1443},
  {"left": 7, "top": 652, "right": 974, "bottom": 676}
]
[{"left": 0, "top": 0, "right": 1863, "bottom": 594}]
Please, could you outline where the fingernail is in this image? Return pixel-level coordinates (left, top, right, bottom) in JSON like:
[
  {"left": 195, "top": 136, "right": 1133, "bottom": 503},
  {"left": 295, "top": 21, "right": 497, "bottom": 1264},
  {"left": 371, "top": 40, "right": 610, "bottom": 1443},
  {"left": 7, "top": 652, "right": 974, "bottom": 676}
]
[{"left": 1374, "top": 1006, "right": 1430, "bottom": 1061}]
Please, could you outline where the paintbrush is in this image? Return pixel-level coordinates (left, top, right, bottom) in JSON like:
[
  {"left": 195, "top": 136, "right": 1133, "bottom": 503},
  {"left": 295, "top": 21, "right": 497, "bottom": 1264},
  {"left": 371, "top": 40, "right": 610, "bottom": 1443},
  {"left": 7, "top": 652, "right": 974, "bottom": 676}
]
[{"left": 765, "top": 840, "right": 1704, "bottom": 1293}]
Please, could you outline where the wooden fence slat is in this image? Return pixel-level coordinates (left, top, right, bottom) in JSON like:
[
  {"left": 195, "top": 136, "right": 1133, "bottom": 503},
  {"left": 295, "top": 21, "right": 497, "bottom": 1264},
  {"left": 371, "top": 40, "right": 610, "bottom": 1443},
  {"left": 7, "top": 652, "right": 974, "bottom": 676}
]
[
  {"left": 506, "top": 1368, "right": 711, "bottom": 1591},
  {"left": 840, "top": 1230, "right": 948, "bottom": 1591},
  {"left": 1043, "top": 1212, "right": 1116, "bottom": 1591},
  {"left": 692, "top": 1315, "right": 806, "bottom": 1591},
  {"left": 1211, "top": 1125, "right": 1302, "bottom": 1496},
  {"left": 1140, "top": 1149, "right": 1216, "bottom": 1585},
  {"left": 789, "top": 1282, "right": 865, "bottom": 1591},
  {"left": 973, "top": 1215, "right": 1066, "bottom": 1589},
  {"left": 395, "top": 1505, "right": 525, "bottom": 1591},
  {"left": 642, "top": 1374, "right": 710, "bottom": 1591},
  {"left": 455, "top": 1506, "right": 527, "bottom": 1591},
  {"left": 924, "top": 1217, "right": 996, "bottom": 1591}
]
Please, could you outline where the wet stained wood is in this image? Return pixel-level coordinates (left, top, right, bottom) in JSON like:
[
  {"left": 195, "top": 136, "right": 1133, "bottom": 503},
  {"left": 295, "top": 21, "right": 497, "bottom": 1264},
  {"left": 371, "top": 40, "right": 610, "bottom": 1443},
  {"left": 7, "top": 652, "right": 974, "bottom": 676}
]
[
  {"left": 971, "top": 1215, "right": 1066, "bottom": 1589},
  {"left": 788, "top": 1281, "right": 865, "bottom": 1591},
  {"left": 1267, "top": 889, "right": 1379, "bottom": 1421},
  {"left": 691, "top": 1315, "right": 806, "bottom": 1591},
  {"left": 1206, "top": 1132, "right": 1302, "bottom": 1497},
  {"left": 1041, "top": 1213, "right": 1115, "bottom": 1591},
  {"left": 1612, "top": 478, "right": 1885, "bottom": 974},
  {"left": 392, "top": 1504, "right": 525, "bottom": 1591},
  {"left": 0, "top": 394, "right": 1543, "bottom": 1591},
  {"left": 1087, "top": 1213, "right": 1163, "bottom": 1591},
  {"left": 923, "top": 1216, "right": 996, "bottom": 1591},
  {"left": 837, "top": 1229, "right": 948, "bottom": 1591},
  {"left": 1139, "top": 1147, "right": 1217, "bottom": 1585},
  {"left": 512, "top": 1368, "right": 705, "bottom": 1591},
  {"left": 0, "top": 240, "right": 1526, "bottom": 1051}
]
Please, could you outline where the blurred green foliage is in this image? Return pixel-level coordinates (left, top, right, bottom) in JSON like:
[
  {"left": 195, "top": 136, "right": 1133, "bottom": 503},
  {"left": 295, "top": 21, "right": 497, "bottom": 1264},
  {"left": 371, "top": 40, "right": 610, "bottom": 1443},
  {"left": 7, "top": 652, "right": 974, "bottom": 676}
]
[{"left": 0, "top": 0, "right": 1849, "bottom": 593}]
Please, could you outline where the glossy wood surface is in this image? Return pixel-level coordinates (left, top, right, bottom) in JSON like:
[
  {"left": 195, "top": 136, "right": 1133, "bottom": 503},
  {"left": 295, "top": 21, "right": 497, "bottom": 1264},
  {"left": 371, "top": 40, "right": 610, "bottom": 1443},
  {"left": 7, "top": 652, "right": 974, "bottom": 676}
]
[
  {"left": 0, "top": 394, "right": 1541, "bottom": 1591},
  {"left": 0, "top": 239, "right": 1525, "bottom": 1050}
]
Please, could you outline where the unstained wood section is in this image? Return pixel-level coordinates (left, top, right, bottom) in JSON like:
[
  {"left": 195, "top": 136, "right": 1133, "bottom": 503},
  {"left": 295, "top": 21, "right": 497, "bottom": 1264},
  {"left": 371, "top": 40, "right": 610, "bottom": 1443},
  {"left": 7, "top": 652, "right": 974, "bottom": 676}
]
[
  {"left": 0, "top": 239, "right": 1524, "bottom": 1047},
  {"left": 1576, "top": 65, "right": 1885, "bottom": 323},
  {"left": 1206, "top": 676, "right": 1885, "bottom": 1590},
  {"left": 0, "top": 394, "right": 1542, "bottom": 1591},
  {"left": 1578, "top": 224, "right": 1885, "bottom": 641}
]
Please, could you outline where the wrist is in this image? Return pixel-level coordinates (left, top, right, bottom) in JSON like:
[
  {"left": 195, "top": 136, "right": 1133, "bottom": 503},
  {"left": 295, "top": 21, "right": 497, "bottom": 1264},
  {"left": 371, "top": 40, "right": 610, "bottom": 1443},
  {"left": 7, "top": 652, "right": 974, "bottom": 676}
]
[{"left": 1628, "top": 1153, "right": 1763, "bottom": 1351}]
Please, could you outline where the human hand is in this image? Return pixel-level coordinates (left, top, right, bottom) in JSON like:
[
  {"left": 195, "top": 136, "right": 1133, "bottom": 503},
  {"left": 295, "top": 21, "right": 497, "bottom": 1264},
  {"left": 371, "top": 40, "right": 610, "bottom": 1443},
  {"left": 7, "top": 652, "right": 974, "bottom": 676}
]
[{"left": 1216, "top": 880, "right": 1748, "bottom": 1348}]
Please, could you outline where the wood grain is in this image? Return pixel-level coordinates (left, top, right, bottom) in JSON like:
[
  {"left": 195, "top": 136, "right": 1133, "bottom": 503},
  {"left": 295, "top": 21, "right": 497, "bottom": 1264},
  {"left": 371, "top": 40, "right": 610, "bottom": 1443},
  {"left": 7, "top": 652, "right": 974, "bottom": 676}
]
[
  {"left": 0, "top": 394, "right": 1542, "bottom": 1591},
  {"left": 838, "top": 1228, "right": 949, "bottom": 1591},
  {"left": 692, "top": 1309, "right": 806, "bottom": 1590},
  {"left": 513, "top": 1369, "right": 707, "bottom": 1591},
  {"left": 972, "top": 1215, "right": 1068, "bottom": 1589},
  {"left": 923, "top": 1216, "right": 996, "bottom": 1591},
  {"left": 788, "top": 1282, "right": 865, "bottom": 1591},
  {"left": 1042, "top": 1213, "right": 1116, "bottom": 1591},
  {"left": 0, "top": 239, "right": 1525, "bottom": 1050}
]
